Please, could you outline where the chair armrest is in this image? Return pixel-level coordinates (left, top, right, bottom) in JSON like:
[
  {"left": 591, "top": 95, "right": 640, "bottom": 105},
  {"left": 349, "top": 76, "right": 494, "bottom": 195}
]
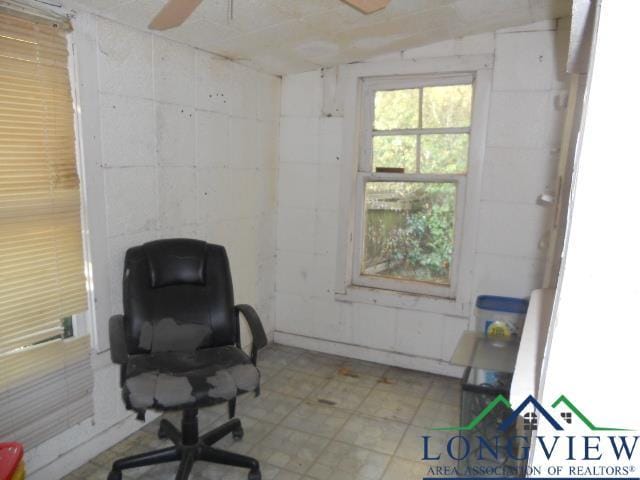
[
  {"left": 109, "top": 314, "right": 129, "bottom": 365},
  {"left": 235, "top": 304, "right": 267, "bottom": 364}
]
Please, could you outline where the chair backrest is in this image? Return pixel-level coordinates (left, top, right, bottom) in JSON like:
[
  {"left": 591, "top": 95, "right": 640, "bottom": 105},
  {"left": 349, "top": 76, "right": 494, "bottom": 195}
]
[{"left": 122, "top": 238, "right": 236, "bottom": 354}]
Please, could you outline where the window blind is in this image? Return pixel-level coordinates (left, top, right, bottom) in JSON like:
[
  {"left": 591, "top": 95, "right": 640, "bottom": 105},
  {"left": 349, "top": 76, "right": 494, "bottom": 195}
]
[
  {"left": 0, "top": 11, "right": 93, "bottom": 448},
  {"left": 0, "top": 336, "right": 93, "bottom": 448}
]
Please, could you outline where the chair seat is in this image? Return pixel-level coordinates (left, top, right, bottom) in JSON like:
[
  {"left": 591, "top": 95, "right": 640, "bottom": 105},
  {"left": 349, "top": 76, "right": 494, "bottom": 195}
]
[{"left": 122, "top": 345, "right": 260, "bottom": 411}]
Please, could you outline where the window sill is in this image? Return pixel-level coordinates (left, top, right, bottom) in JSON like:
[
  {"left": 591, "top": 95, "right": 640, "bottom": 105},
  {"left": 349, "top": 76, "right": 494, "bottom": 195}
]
[{"left": 335, "top": 284, "right": 469, "bottom": 317}]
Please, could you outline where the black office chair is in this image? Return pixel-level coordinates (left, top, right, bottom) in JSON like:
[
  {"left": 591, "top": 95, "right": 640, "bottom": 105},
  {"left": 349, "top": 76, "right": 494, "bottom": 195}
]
[{"left": 107, "top": 239, "right": 267, "bottom": 480}]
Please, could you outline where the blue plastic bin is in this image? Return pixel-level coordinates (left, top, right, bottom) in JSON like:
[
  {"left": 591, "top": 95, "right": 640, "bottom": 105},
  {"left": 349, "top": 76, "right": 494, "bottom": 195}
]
[{"left": 475, "top": 295, "right": 529, "bottom": 340}]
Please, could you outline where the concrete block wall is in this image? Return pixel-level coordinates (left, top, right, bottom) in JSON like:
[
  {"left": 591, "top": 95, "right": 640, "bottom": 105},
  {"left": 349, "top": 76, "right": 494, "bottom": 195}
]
[
  {"left": 25, "top": 12, "right": 280, "bottom": 479},
  {"left": 273, "top": 20, "right": 569, "bottom": 374},
  {"left": 28, "top": 12, "right": 568, "bottom": 477},
  {"left": 92, "top": 17, "right": 280, "bottom": 347},
  {"left": 475, "top": 19, "right": 569, "bottom": 298}
]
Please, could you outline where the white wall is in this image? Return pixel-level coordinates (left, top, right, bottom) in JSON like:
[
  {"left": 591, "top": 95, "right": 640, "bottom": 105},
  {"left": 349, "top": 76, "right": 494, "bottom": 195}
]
[
  {"left": 534, "top": 0, "right": 640, "bottom": 469},
  {"left": 25, "top": 9, "right": 280, "bottom": 478},
  {"left": 24, "top": 11, "right": 572, "bottom": 478},
  {"left": 273, "top": 20, "right": 569, "bottom": 375},
  {"left": 85, "top": 15, "right": 280, "bottom": 352}
]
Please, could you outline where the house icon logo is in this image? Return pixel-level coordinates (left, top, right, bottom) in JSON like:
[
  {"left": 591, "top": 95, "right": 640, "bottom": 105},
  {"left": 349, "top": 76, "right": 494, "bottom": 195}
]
[{"left": 432, "top": 394, "right": 630, "bottom": 432}]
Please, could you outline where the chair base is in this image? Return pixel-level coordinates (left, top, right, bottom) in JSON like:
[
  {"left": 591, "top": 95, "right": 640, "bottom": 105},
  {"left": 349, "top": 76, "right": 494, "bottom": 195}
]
[{"left": 107, "top": 407, "right": 260, "bottom": 480}]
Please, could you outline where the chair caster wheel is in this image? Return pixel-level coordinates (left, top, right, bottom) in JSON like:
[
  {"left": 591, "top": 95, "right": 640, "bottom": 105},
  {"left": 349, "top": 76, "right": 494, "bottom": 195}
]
[
  {"left": 248, "top": 468, "right": 261, "bottom": 480},
  {"left": 232, "top": 426, "right": 244, "bottom": 440},
  {"left": 107, "top": 471, "right": 122, "bottom": 480}
]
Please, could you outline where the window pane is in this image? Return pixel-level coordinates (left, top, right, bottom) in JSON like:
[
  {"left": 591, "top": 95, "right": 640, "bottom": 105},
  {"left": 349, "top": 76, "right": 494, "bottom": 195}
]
[
  {"left": 62, "top": 316, "right": 74, "bottom": 338},
  {"left": 362, "top": 182, "right": 456, "bottom": 285},
  {"left": 374, "top": 88, "right": 419, "bottom": 130},
  {"left": 420, "top": 134, "right": 469, "bottom": 173},
  {"left": 373, "top": 135, "right": 417, "bottom": 173},
  {"left": 422, "top": 84, "right": 472, "bottom": 128}
]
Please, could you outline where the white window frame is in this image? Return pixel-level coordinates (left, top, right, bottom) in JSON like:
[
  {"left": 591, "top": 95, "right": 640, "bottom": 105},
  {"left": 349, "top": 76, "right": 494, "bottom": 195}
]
[
  {"left": 68, "top": 26, "right": 94, "bottom": 342},
  {"left": 67, "top": 14, "right": 111, "bottom": 351},
  {"left": 353, "top": 174, "right": 466, "bottom": 298},
  {"left": 352, "top": 74, "right": 473, "bottom": 298},
  {"left": 333, "top": 56, "right": 493, "bottom": 314}
]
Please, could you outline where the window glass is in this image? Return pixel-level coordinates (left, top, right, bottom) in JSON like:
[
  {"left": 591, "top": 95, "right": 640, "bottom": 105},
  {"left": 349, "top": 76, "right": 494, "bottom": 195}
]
[
  {"left": 362, "top": 181, "right": 456, "bottom": 285},
  {"left": 373, "top": 136, "right": 417, "bottom": 173},
  {"left": 422, "top": 84, "right": 472, "bottom": 128},
  {"left": 420, "top": 134, "right": 469, "bottom": 173},
  {"left": 374, "top": 88, "right": 419, "bottom": 130},
  {"left": 357, "top": 79, "right": 474, "bottom": 294}
]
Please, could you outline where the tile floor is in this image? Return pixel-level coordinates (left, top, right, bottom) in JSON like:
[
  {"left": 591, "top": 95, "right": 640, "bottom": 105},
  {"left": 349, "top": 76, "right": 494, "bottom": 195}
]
[{"left": 63, "top": 344, "right": 461, "bottom": 480}]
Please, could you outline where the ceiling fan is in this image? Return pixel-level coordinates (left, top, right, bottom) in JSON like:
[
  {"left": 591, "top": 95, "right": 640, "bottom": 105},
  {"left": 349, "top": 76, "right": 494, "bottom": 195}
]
[{"left": 148, "top": 0, "right": 391, "bottom": 31}]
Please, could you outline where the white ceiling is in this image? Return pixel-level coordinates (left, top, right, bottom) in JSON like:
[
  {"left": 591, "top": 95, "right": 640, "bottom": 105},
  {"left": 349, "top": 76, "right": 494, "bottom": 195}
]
[{"left": 64, "top": 0, "right": 571, "bottom": 75}]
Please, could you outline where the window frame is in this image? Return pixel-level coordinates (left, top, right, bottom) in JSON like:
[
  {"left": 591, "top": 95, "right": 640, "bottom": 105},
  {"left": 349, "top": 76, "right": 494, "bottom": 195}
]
[
  {"left": 67, "top": 15, "right": 109, "bottom": 350},
  {"left": 359, "top": 74, "right": 474, "bottom": 173},
  {"left": 351, "top": 73, "right": 477, "bottom": 299},
  {"left": 353, "top": 173, "right": 466, "bottom": 297},
  {"left": 62, "top": 25, "right": 94, "bottom": 346}
]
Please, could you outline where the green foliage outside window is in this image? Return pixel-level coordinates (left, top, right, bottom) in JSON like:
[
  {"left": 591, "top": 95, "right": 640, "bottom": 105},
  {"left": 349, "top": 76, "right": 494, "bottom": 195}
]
[
  {"left": 62, "top": 316, "right": 73, "bottom": 338},
  {"left": 374, "top": 88, "right": 419, "bottom": 130},
  {"left": 363, "top": 182, "right": 455, "bottom": 284},
  {"left": 422, "top": 85, "right": 472, "bottom": 129},
  {"left": 420, "top": 134, "right": 469, "bottom": 174},
  {"left": 373, "top": 135, "right": 417, "bottom": 172},
  {"left": 362, "top": 84, "right": 471, "bottom": 285}
]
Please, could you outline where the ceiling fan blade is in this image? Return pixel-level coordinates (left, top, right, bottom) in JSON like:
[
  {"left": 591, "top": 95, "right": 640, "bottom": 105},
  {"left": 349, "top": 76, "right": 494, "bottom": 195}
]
[
  {"left": 341, "top": 0, "right": 390, "bottom": 14},
  {"left": 148, "top": 0, "right": 203, "bottom": 30}
]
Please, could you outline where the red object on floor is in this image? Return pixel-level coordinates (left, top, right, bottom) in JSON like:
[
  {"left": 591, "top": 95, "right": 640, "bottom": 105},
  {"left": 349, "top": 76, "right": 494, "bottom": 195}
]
[{"left": 0, "top": 443, "right": 23, "bottom": 480}]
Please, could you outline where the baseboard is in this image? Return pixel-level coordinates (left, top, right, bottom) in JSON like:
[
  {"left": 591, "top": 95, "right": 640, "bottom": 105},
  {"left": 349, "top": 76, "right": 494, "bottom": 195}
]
[{"left": 273, "top": 331, "right": 464, "bottom": 378}]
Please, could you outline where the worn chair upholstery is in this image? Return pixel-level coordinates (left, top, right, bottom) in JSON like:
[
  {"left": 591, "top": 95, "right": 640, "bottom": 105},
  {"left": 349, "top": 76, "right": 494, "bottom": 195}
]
[{"left": 108, "top": 239, "right": 267, "bottom": 480}]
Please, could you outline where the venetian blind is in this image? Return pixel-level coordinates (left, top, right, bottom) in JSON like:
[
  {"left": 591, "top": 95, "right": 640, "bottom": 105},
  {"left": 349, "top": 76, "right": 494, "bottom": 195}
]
[
  {"left": 0, "top": 336, "right": 92, "bottom": 448},
  {"left": 0, "top": 10, "right": 93, "bottom": 448}
]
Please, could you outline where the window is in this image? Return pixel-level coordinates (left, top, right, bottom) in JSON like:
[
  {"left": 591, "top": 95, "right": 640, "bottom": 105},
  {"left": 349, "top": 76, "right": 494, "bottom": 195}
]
[
  {"left": 0, "top": 10, "right": 93, "bottom": 448},
  {"left": 353, "top": 75, "right": 474, "bottom": 297},
  {"left": 523, "top": 412, "right": 538, "bottom": 431}
]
